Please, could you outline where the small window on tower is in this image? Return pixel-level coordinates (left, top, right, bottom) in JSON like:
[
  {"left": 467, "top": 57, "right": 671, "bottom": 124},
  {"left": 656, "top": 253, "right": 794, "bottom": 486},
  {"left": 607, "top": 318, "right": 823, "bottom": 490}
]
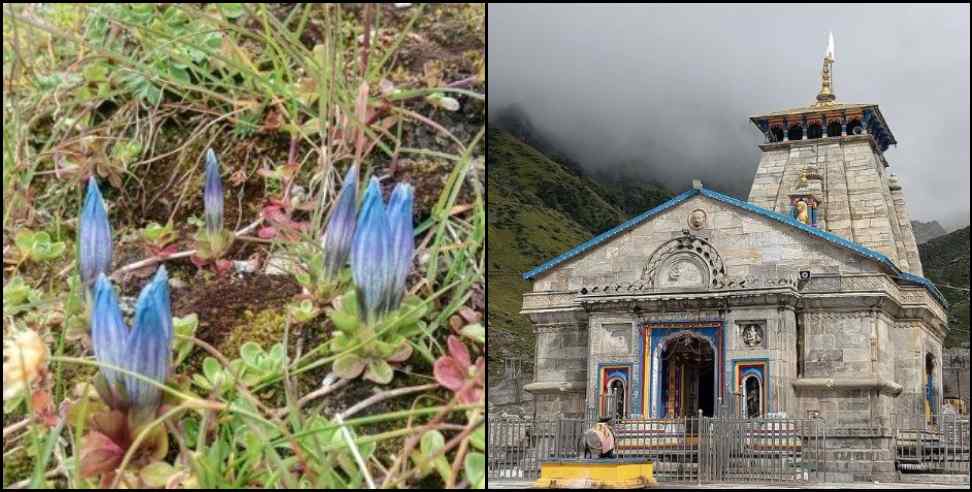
[
  {"left": 807, "top": 123, "right": 823, "bottom": 139},
  {"left": 827, "top": 121, "right": 842, "bottom": 137},
  {"left": 770, "top": 126, "right": 784, "bottom": 142},
  {"left": 787, "top": 125, "right": 803, "bottom": 141},
  {"left": 847, "top": 119, "right": 863, "bottom": 135}
]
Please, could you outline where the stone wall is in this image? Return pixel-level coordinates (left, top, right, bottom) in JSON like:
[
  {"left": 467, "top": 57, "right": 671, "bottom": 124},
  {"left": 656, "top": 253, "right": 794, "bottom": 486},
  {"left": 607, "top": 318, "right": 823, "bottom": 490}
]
[{"left": 532, "top": 194, "right": 883, "bottom": 294}]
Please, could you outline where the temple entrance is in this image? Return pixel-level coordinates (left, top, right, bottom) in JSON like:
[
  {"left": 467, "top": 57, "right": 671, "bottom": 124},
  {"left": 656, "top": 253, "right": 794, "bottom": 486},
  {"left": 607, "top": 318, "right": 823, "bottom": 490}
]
[{"left": 660, "top": 335, "right": 716, "bottom": 417}]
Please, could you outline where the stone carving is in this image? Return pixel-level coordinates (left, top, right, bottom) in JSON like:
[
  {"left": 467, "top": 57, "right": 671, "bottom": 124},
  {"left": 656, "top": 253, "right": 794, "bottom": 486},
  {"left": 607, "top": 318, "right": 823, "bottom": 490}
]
[
  {"left": 688, "top": 209, "right": 708, "bottom": 230},
  {"left": 643, "top": 234, "right": 727, "bottom": 289},
  {"left": 658, "top": 258, "right": 706, "bottom": 289},
  {"left": 596, "top": 324, "right": 631, "bottom": 355},
  {"left": 742, "top": 324, "right": 764, "bottom": 347}
]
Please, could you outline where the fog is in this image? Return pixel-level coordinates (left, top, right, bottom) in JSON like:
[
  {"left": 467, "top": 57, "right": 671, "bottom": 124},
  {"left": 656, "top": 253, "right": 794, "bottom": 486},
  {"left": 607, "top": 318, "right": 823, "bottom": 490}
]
[{"left": 488, "top": 4, "right": 971, "bottom": 230}]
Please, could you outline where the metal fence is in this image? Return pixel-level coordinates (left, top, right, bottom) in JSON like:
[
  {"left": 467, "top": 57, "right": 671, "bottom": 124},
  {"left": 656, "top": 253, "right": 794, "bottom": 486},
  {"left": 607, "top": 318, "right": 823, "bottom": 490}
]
[
  {"left": 699, "top": 417, "right": 825, "bottom": 483},
  {"left": 894, "top": 412, "right": 970, "bottom": 476},
  {"left": 489, "top": 412, "right": 970, "bottom": 484},
  {"left": 487, "top": 417, "right": 587, "bottom": 481},
  {"left": 488, "top": 414, "right": 825, "bottom": 483}
]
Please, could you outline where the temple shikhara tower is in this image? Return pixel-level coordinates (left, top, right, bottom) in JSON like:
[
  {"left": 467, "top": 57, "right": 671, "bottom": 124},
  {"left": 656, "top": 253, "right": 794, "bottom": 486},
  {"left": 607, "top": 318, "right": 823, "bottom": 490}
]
[{"left": 519, "top": 34, "right": 949, "bottom": 481}]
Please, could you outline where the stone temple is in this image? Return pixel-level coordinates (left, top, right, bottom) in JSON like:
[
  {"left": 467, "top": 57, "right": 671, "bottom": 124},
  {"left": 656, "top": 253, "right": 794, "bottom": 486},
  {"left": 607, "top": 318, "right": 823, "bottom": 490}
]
[{"left": 519, "top": 38, "right": 949, "bottom": 479}]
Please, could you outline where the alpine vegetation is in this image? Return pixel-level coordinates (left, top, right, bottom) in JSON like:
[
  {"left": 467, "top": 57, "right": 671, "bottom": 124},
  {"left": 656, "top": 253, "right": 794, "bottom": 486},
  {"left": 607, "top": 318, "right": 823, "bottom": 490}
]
[
  {"left": 351, "top": 177, "right": 415, "bottom": 323},
  {"left": 91, "top": 267, "right": 173, "bottom": 420},
  {"left": 203, "top": 148, "right": 224, "bottom": 235},
  {"left": 82, "top": 266, "right": 174, "bottom": 478},
  {"left": 329, "top": 177, "right": 422, "bottom": 384},
  {"left": 194, "top": 148, "right": 233, "bottom": 263},
  {"left": 78, "top": 177, "right": 113, "bottom": 289},
  {"left": 322, "top": 164, "right": 359, "bottom": 279}
]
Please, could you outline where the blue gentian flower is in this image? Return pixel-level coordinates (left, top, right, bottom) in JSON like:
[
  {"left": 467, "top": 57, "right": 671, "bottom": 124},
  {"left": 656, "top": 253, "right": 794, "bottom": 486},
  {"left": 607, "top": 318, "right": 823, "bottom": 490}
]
[
  {"left": 350, "top": 178, "right": 415, "bottom": 322},
  {"left": 322, "top": 165, "right": 358, "bottom": 278},
  {"left": 204, "top": 148, "right": 224, "bottom": 236},
  {"left": 386, "top": 183, "right": 414, "bottom": 309},
  {"left": 79, "top": 177, "right": 113, "bottom": 289},
  {"left": 351, "top": 178, "right": 392, "bottom": 322},
  {"left": 91, "top": 267, "right": 172, "bottom": 413}
]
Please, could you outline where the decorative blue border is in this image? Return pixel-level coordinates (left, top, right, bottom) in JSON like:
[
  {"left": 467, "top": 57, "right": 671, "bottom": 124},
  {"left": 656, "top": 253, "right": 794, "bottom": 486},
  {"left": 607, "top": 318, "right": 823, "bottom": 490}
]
[
  {"left": 637, "top": 321, "right": 725, "bottom": 418},
  {"left": 521, "top": 186, "right": 947, "bottom": 308},
  {"left": 595, "top": 362, "right": 633, "bottom": 418},
  {"left": 732, "top": 357, "right": 772, "bottom": 414}
]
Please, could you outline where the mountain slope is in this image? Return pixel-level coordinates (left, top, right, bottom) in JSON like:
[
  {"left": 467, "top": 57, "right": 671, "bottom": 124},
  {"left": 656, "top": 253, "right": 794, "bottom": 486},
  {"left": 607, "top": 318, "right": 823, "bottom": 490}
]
[
  {"left": 912, "top": 220, "right": 948, "bottom": 244},
  {"left": 486, "top": 127, "right": 673, "bottom": 375},
  {"left": 919, "top": 226, "right": 970, "bottom": 348}
]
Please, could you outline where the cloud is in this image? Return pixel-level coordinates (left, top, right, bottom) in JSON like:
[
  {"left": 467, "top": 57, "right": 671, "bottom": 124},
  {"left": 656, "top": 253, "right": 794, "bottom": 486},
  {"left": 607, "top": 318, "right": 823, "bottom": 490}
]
[{"left": 488, "top": 4, "right": 970, "bottom": 229}]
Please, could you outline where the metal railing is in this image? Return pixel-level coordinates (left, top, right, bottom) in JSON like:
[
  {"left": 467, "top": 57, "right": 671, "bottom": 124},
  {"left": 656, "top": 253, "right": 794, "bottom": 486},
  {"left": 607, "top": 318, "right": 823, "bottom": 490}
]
[
  {"left": 488, "top": 413, "right": 825, "bottom": 483},
  {"left": 700, "top": 417, "right": 825, "bottom": 483},
  {"left": 894, "top": 412, "right": 970, "bottom": 476},
  {"left": 487, "top": 417, "right": 587, "bottom": 481}
]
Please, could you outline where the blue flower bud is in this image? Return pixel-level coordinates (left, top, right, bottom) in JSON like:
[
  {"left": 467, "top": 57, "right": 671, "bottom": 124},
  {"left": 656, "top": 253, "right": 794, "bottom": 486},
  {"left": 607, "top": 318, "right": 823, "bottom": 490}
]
[
  {"left": 125, "top": 268, "right": 171, "bottom": 411},
  {"left": 323, "top": 165, "right": 358, "bottom": 278},
  {"left": 90, "top": 268, "right": 172, "bottom": 414},
  {"left": 351, "top": 178, "right": 393, "bottom": 323},
  {"left": 204, "top": 148, "right": 224, "bottom": 235},
  {"left": 386, "top": 183, "right": 414, "bottom": 310},
  {"left": 91, "top": 274, "right": 128, "bottom": 405},
  {"left": 79, "top": 177, "right": 113, "bottom": 288}
]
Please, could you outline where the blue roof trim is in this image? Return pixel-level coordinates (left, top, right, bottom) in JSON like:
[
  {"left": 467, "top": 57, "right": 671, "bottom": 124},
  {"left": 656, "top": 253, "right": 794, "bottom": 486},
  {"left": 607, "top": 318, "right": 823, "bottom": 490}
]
[
  {"left": 521, "top": 189, "right": 700, "bottom": 281},
  {"left": 897, "top": 272, "right": 948, "bottom": 307},
  {"left": 522, "top": 186, "right": 947, "bottom": 308}
]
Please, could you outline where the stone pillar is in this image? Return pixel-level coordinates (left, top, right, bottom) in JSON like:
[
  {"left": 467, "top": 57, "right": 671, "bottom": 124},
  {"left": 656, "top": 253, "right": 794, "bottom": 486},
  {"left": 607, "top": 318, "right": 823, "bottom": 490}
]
[
  {"left": 802, "top": 122, "right": 808, "bottom": 140},
  {"left": 523, "top": 309, "right": 590, "bottom": 419},
  {"left": 841, "top": 122, "right": 848, "bottom": 137}
]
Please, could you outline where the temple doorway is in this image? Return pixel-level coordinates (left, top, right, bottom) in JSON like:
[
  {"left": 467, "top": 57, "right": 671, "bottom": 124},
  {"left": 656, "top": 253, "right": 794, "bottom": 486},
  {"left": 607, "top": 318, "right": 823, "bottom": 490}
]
[{"left": 660, "top": 335, "right": 716, "bottom": 417}]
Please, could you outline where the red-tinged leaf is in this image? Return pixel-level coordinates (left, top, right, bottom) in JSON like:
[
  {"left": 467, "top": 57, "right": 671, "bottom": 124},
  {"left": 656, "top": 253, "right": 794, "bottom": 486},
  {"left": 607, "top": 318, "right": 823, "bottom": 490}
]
[
  {"left": 31, "top": 389, "right": 59, "bottom": 428},
  {"left": 190, "top": 254, "right": 208, "bottom": 268},
  {"left": 458, "top": 386, "right": 483, "bottom": 406},
  {"left": 80, "top": 431, "right": 125, "bottom": 478},
  {"left": 475, "top": 357, "right": 485, "bottom": 387},
  {"left": 433, "top": 356, "right": 465, "bottom": 392},
  {"left": 156, "top": 244, "right": 180, "bottom": 258},
  {"left": 90, "top": 409, "right": 129, "bottom": 445},
  {"left": 447, "top": 336, "right": 471, "bottom": 368},
  {"left": 459, "top": 307, "right": 482, "bottom": 324},
  {"left": 214, "top": 259, "right": 233, "bottom": 275},
  {"left": 258, "top": 226, "right": 277, "bottom": 239},
  {"left": 387, "top": 342, "right": 413, "bottom": 364}
]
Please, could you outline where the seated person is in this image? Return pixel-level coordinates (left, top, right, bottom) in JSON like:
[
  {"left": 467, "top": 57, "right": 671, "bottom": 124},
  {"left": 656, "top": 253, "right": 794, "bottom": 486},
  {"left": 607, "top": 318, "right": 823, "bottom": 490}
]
[{"left": 583, "top": 417, "right": 616, "bottom": 459}]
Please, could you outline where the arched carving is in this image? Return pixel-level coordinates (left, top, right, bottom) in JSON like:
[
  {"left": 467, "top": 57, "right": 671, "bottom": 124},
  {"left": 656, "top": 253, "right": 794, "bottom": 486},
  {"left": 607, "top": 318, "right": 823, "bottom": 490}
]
[{"left": 643, "top": 235, "right": 727, "bottom": 290}]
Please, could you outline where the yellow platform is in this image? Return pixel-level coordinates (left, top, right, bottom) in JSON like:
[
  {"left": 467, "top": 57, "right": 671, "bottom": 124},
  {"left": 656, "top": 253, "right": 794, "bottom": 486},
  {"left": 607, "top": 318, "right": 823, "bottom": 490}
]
[{"left": 534, "top": 459, "right": 656, "bottom": 489}]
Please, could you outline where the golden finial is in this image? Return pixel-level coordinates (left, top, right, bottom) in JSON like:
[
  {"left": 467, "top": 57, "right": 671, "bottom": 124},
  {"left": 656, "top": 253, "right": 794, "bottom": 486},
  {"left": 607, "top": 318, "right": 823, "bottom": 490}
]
[{"left": 814, "top": 32, "right": 837, "bottom": 107}]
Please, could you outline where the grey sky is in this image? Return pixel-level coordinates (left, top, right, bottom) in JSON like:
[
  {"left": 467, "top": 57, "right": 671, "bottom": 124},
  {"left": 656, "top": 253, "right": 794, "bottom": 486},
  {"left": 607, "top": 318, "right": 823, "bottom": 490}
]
[{"left": 488, "top": 4, "right": 970, "bottom": 229}]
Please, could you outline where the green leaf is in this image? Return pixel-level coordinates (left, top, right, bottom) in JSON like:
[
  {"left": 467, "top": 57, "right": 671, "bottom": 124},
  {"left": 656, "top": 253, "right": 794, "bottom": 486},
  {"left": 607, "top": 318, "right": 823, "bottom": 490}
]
[
  {"left": 465, "top": 452, "right": 485, "bottom": 489},
  {"left": 202, "top": 357, "right": 222, "bottom": 383},
  {"left": 219, "top": 3, "right": 244, "bottom": 18},
  {"left": 461, "top": 323, "right": 485, "bottom": 345},
  {"left": 333, "top": 354, "right": 367, "bottom": 380},
  {"left": 240, "top": 342, "right": 263, "bottom": 368},
  {"left": 364, "top": 359, "right": 394, "bottom": 384},
  {"left": 329, "top": 306, "right": 360, "bottom": 334},
  {"left": 140, "top": 461, "right": 177, "bottom": 488},
  {"left": 420, "top": 430, "right": 445, "bottom": 456},
  {"left": 470, "top": 425, "right": 485, "bottom": 451}
]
